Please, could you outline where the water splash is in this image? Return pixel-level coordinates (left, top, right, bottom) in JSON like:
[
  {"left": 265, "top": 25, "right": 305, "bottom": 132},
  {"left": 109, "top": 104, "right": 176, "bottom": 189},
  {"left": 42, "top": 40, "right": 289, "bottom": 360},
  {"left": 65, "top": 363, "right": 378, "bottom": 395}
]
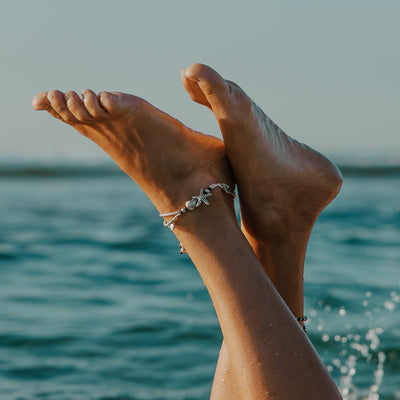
[
  {"left": 324, "top": 328, "right": 386, "bottom": 399},
  {"left": 312, "top": 288, "right": 400, "bottom": 399}
]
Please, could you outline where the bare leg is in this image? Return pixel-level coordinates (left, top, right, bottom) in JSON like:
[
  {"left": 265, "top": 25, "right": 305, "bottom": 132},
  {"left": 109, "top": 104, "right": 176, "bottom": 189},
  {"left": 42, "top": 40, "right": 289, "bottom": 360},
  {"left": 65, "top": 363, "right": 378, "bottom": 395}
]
[
  {"left": 181, "top": 64, "right": 343, "bottom": 398},
  {"left": 32, "top": 90, "right": 341, "bottom": 399}
]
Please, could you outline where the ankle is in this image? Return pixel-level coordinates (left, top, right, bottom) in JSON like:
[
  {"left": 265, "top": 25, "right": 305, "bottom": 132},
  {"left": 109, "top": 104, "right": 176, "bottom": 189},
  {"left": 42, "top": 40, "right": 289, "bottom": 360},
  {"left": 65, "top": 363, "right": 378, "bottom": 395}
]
[{"left": 158, "top": 176, "right": 236, "bottom": 232}]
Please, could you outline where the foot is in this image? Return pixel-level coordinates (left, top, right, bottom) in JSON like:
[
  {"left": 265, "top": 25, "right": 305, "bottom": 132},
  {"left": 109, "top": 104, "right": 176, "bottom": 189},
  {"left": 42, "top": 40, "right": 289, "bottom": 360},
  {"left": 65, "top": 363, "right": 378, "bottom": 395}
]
[
  {"left": 32, "top": 90, "right": 234, "bottom": 216},
  {"left": 181, "top": 63, "right": 343, "bottom": 243},
  {"left": 182, "top": 64, "right": 343, "bottom": 314}
]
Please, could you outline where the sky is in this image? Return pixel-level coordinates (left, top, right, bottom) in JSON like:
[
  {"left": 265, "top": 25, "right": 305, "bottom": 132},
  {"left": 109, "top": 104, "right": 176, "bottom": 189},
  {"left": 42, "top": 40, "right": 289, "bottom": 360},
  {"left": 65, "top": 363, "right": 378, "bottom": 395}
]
[{"left": 1, "top": 0, "right": 399, "bottom": 165}]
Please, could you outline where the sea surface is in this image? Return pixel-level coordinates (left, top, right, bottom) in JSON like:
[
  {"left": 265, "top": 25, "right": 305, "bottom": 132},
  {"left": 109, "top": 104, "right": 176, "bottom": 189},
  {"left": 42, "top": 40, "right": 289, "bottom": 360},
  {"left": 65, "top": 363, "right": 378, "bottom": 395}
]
[{"left": 1, "top": 163, "right": 399, "bottom": 400}]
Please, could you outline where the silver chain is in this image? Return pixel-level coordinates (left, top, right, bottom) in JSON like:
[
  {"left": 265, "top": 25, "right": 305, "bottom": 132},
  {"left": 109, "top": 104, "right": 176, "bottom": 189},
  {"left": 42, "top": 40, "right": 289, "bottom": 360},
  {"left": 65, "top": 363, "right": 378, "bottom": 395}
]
[{"left": 159, "top": 183, "right": 236, "bottom": 253}]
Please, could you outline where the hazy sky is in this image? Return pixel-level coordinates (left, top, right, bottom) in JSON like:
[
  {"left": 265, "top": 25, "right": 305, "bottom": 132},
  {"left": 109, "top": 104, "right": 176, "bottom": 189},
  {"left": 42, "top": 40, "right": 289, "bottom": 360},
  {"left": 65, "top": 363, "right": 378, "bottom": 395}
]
[{"left": 1, "top": 1, "right": 399, "bottom": 164}]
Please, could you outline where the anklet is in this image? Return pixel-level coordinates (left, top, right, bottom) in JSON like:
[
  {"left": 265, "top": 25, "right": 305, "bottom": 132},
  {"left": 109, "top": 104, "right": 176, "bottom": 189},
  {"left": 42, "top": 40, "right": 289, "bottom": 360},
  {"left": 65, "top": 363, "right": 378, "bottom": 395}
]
[
  {"left": 160, "top": 183, "right": 236, "bottom": 254},
  {"left": 296, "top": 316, "right": 308, "bottom": 333}
]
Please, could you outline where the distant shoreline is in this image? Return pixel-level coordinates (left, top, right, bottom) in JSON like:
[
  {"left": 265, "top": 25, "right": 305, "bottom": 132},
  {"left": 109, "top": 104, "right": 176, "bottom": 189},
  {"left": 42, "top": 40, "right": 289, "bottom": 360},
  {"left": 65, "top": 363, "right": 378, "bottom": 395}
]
[{"left": 1, "top": 163, "right": 400, "bottom": 178}]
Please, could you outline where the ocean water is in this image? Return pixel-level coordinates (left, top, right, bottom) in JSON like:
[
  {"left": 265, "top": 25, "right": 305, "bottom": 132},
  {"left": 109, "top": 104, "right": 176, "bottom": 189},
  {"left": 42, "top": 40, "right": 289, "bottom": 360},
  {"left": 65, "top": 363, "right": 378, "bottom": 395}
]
[{"left": 0, "top": 164, "right": 399, "bottom": 400}]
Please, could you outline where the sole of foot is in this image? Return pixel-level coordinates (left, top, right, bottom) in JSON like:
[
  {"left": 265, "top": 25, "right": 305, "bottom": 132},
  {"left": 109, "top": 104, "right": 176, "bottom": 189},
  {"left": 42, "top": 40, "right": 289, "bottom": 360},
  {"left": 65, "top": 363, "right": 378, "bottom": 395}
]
[{"left": 181, "top": 63, "right": 343, "bottom": 241}]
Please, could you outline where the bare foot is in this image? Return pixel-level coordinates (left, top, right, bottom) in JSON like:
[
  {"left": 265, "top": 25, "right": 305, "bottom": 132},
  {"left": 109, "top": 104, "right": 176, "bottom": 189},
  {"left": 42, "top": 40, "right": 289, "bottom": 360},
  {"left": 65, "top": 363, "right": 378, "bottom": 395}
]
[
  {"left": 32, "top": 90, "right": 234, "bottom": 217},
  {"left": 182, "top": 64, "right": 342, "bottom": 242},
  {"left": 182, "top": 63, "right": 343, "bottom": 315}
]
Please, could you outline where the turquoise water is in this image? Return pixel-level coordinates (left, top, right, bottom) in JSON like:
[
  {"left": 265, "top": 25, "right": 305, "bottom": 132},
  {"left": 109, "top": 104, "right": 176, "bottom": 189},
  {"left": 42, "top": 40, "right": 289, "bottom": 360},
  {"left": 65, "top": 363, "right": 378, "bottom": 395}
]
[{"left": 0, "top": 165, "right": 399, "bottom": 400}]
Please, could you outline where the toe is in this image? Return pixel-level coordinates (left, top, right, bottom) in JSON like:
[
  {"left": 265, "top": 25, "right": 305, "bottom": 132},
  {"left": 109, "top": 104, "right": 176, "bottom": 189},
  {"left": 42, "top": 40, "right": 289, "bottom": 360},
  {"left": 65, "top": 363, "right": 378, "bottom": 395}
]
[
  {"left": 65, "top": 91, "right": 93, "bottom": 122},
  {"left": 183, "top": 63, "right": 226, "bottom": 90},
  {"left": 182, "top": 64, "right": 230, "bottom": 102},
  {"left": 182, "top": 64, "right": 239, "bottom": 117},
  {"left": 97, "top": 91, "right": 118, "bottom": 113},
  {"left": 32, "top": 92, "right": 51, "bottom": 110},
  {"left": 102, "top": 92, "right": 148, "bottom": 116},
  {"left": 81, "top": 89, "right": 109, "bottom": 119},
  {"left": 47, "top": 90, "right": 78, "bottom": 123},
  {"left": 181, "top": 71, "right": 211, "bottom": 108}
]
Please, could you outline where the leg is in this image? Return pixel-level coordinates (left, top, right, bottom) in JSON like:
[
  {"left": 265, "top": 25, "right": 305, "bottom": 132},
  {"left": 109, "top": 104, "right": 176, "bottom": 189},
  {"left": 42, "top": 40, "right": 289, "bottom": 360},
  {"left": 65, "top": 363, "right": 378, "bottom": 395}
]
[
  {"left": 176, "top": 197, "right": 342, "bottom": 400},
  {"left": 181, "top": 64, "right": 343, "bottom": 398},
  {"left": 32, "top": 89, "right": 341, "bottom": 399}
]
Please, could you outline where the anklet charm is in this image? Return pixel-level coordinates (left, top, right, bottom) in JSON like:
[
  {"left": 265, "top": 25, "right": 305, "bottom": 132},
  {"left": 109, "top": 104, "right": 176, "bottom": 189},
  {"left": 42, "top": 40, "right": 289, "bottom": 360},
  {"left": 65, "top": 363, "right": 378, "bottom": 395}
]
[{"left": 160, "top": 183, "right": 235, "bottom": 254}]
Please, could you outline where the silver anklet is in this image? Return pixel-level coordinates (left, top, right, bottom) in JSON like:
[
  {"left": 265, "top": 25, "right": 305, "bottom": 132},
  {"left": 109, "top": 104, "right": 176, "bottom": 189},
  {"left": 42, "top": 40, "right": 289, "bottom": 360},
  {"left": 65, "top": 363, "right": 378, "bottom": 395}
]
[
  {"left": 296, "top": 316, "right": 308, "bottom": 333},
  {"left": 160, "top": 183, "right": 235, "bottom": 254}
]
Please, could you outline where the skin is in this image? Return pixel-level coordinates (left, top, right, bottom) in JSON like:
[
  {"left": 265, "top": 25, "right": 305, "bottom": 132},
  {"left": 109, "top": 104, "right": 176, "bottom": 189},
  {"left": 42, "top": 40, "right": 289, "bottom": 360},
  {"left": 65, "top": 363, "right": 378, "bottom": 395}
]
[
  {"left": 32, "top": 89, "right": 233, "bottom": 212},
  {"left": 32, "top": 84, "right": 342, "bottom": 399},
  {"left": 181, "top": 63, "right": 343, "bottom": 399}
]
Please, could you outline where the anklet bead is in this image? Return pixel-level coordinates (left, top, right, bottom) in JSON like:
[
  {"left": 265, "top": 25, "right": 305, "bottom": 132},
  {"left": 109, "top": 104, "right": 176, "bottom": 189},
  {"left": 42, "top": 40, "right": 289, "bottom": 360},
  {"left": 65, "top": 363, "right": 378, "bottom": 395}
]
[
  {"left": 160, "top": 183, "right": 235, "bottom": 254},
  {"left": 185, "top": 199, "right": 197, "bottom": 210}
]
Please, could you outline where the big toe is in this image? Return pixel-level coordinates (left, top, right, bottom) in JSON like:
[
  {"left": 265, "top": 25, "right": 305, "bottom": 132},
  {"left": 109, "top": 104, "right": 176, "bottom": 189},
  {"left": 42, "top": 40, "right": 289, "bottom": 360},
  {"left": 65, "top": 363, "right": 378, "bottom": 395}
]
[
  {"left": 182, "top": 63, "right": 232, "bottom": 111},
  {"left": 183, "top": 64, "right": 226, "bottom": 89}
]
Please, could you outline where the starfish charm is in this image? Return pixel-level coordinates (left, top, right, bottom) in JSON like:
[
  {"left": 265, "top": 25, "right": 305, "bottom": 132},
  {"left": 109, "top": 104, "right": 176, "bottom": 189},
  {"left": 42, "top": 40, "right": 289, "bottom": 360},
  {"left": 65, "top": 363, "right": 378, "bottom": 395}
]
[{"left": 193, "top": 189, "right": 212, "bottom": 207}]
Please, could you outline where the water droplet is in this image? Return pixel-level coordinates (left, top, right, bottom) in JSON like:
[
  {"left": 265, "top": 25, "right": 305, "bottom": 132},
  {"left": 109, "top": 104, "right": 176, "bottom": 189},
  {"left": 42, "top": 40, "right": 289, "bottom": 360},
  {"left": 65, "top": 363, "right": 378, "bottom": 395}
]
[
  {"left": 384, "top": 300, "right": 396, "bottom": 311},
  {"left": 391, "top": 291, "right": 400, "bottom": 303},
  {"left": 332, "top": 358, "right": 341, "bottom": 368},
  {"left": 322, "top": 334, "right": 330, "bottom": 342},
  {"left": 342, "top": 388, "right": 350, "bottom": 396},
  {"left": 310, "top": 309, "right": 318, "bottom": 317},
  {"left": 273, "top": 351, "right": 280, "bottom": 357}
]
